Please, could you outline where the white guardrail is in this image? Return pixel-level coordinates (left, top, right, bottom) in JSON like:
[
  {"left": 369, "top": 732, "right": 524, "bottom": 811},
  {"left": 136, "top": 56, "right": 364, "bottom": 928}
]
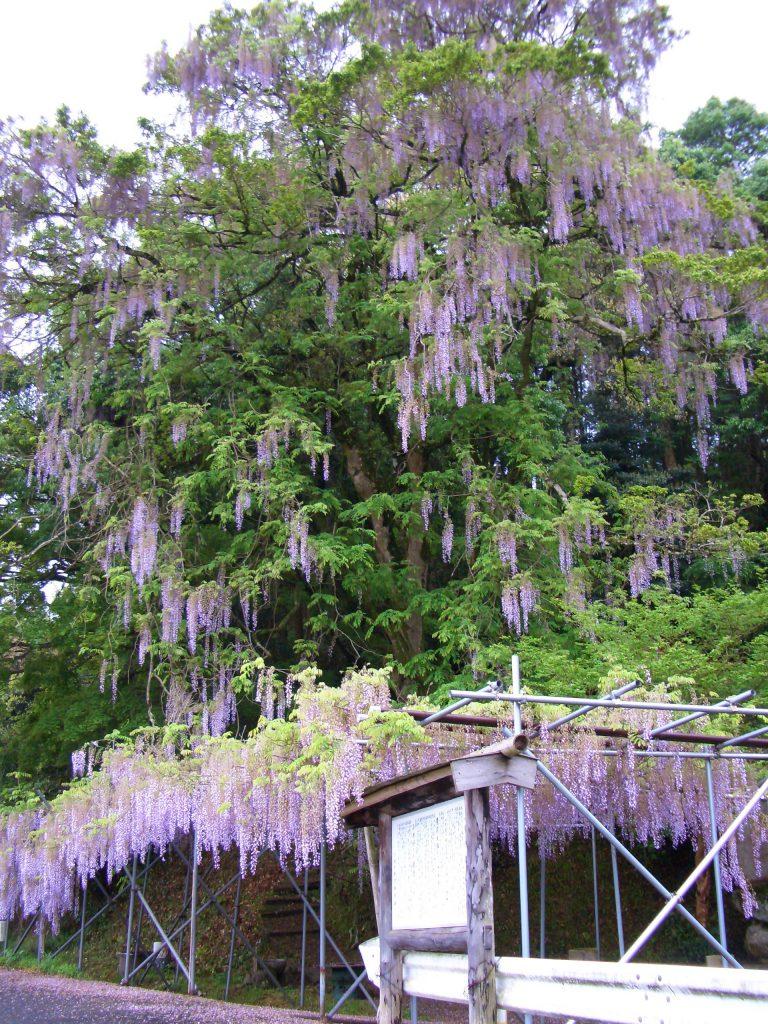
[{"left": 359, "top": 938, "right": 768, "bottom": 1024}]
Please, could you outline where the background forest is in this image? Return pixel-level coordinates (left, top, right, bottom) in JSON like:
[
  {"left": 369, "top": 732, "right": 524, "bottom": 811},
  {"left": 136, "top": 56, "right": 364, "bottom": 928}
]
[{"left": 1, "top": 0, "right": 767, "bottom": 798}]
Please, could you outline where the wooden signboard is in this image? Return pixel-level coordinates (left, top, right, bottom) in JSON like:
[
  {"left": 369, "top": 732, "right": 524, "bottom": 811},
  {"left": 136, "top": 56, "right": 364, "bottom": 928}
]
[
  {"left": 391, "top": 798, "right": 467, "bottom": 931},
  {"left": 343, "top": 736, "right": 536, "bottom": 1024}
]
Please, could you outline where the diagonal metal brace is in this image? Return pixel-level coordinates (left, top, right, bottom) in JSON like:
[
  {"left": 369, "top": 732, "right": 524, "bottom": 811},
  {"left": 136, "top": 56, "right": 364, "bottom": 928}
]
[
  {"left": 327, "top": 967, "right": 371, "bottom": 1020},
  {"left": 50, "top": 855, "right": 163, "bottom": 961},
  {"left": 282, "top": 865, "right": 377, "bottom": 1011},
  {"left": 535, "top": 759, "right": 742, "bottom": 968},
  {"left": 124, "top": 872, "right": 240, "bottom": 984},
  {"left": 11, "top": 914, "right": 38, "bottom": 956},
  {"left": 133, "top": 887, "right": 193, "bottom": 985},
  {"left": 171, "top": 844, "right": 284, "bottom": 992},
  {"left": 620, "top": 772, "right": 768, "bottom": 963}
]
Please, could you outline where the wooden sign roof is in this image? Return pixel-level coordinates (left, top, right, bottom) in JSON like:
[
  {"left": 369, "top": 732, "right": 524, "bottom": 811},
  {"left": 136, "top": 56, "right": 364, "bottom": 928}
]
[
  {"left": 342, "top": 760, "right": 458, "bottom": 828},
  {"left": 342, "top": 734, "right": 535, "bottom": 828}
]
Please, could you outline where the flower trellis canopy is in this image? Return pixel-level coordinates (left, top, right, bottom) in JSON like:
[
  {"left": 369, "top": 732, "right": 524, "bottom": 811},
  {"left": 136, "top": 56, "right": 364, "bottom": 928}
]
[{"left": 2, "top": 669, "right": 766, "bottom": 929}]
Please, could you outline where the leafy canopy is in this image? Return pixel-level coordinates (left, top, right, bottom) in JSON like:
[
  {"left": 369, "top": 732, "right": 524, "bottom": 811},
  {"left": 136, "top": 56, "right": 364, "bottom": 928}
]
[{"left": 0, "top": 1, "right": 767, "bottom": 787}]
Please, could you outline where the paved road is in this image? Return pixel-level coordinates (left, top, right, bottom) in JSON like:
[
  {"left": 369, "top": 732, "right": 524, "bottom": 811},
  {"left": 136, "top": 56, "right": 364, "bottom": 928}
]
[
  {"left": 0, "top": 969, "right": 540, "bottom": 1024},
  {"left": 0, "top": 969, "right": 317, "bottom": 1024}
]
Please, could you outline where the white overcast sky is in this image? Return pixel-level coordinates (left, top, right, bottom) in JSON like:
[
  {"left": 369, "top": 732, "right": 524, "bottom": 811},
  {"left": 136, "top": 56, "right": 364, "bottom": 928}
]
[{"left": 0, "top": 0, "right": 767, "bottom": 148}]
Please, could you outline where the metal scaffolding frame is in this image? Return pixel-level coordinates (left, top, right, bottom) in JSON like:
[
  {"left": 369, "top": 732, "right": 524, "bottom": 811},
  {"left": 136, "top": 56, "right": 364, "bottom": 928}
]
[
  {"left": 424, "top": 657, "right": 768, "bottom": 983},
  {"left": 5, "top": 824, "right": 375, "bottom": 1019},
  {"left": 7, "top": 662, "right": 765, "bottom": 1020},
  {"left": 5, "top": 854, "right": 163, "bottom": 965}
]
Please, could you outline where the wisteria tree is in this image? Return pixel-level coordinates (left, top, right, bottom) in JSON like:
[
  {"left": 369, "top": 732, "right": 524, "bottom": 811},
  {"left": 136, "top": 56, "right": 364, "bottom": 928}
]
[{"left": 1, "top": 0, "right": 768, "bottom": 772}]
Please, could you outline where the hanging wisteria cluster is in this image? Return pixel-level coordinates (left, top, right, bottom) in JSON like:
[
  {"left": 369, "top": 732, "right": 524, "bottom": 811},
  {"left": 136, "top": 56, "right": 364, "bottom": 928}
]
[{"left": 1, "top": 669, "right": 767, "bottom": 929}]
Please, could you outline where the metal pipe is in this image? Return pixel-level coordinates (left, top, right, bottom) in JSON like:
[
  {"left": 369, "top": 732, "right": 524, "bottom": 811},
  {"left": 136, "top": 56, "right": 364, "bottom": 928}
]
[
  {"left": 175, "top": 838, "right": 192, "bottom": 985},
  {"left": 93, "top": 874, "right": 112, "bottom": 902},
  {"left": 591, "top": 827, "right": 601, "bottom": 960},
  {"left": 705, "top": 760, "right": 729, "bottom": 967},
  {"left": 134, "top": 888, "right": 192, "bottom": 985},
  {"left": 535, "top": 760, "right": 742, "bottom": 967},
  {"left": 650, "top": 690, "right": 756, "bottom": 737},
  {"left": 36, "top": 916, "right": 44, "bottom": 962},
  {"left": 547, "top": 748, "right": 768, "bottom": 762},
  {"left": 122, "top": 855, "right": 137, "bottom": 984},
  {"left": 327, "top": 967, "right": 370, "bottom": 1019},
  {"left": 609, "top": 814, "right": 625, "bottom": 958},
  {"left": 51, "top": 855, "right": 163, "bottom": 961},
  {"left": 511, "top": 656, "right": 532, "bottom": 1024},
  {"left": 172, "top": 845, "right": 284, "bottom": 992},
  {"left": 319, "top": 838, "right": 327, "bottom": 1016},
  {"left": 539, "top": 854, "right": 546, "bottom": 959},
  {"left": 188, "top": 829, "right": 199, "bottom": 995},
  {"left": 620, "top": 773, "right": 768, "bottom": 963},
  {"left": 132, "top": 859, "right": 149, "bottom": 974},
  {"left": 299, "top": 869, "right": 309, "bottom": 1009},
  {"left": 420, "top": 681, "right": 499, "bottom": 725},
  {"left": 411, "top": 994, "right": 418, "bottom": 1023},
  {"left": 548, "top": 681, "right": 639, "bottom": 731},
  {"left": 224, "top": 872, "right": 242, "bottom": 1001},
  {"left": 77, "top": 884, "right": 87, "bottom": 972},
  {"left": 281, "top": 867, "right": 377, "bottom": 1011},
  {"left": 407, "top": 707, "right": 768, "bottom": 749},
  {"left": 450, "top": 690, "right": 768, "bottom": 717},
  {"left": 717, "top": 723, "right": 768, "bottom": 750},
  {"left": 11, "top": 914, "right": 37, "bottom": 956},
  {"left": 125, "top": 873, "right": 240, "bottom": 985}
]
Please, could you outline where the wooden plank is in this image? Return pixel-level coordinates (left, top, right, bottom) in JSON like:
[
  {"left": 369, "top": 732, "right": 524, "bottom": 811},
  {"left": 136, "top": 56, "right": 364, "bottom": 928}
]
[
  {"left": 364, "top": 825, "right": 381, "bottom": 930},
  {"left": 451, "top": 752, "right": 537, "bottom": 793},
  {"left": 359, "top": 941, "right": 768, "bottom": 1023},
  {"left": 464, "top": 788, "right": 496, "bottom": 1024},
  {"left": 385, "top": 927, "right": 468, "bottom": 953},
  {"left": 378, "top": 811, "right": 403, "bottom": 1024}
]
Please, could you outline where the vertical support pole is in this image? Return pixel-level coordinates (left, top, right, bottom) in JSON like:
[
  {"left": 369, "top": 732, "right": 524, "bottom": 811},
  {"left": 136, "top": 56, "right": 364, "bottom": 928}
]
[
  {"left": 36, "top": 915, "right": 44, "bottom": 962},
  {"left": 465, "top": 787, "right": 497, "bottom": 1024},
  {"left": 705, "top": 759, "right": 729, "bottom": 966},
  {"left": 319, "top": 835, "right": 327, "bottom": 1017},
  {"left": 299, "top": 869, "right": 309, "bottom": 1009},
  {"left": 77, "top": 884, "right": 87, "bottom": 972},
  {"left": 410, "top": 994, "right": 418, "bottom": 1023},
  {"left": 538, "top": 853, "right": 546, "bottom": 959},
  {"left": 224, "top": 872, "right": 241, "bottom": 1002},
  {"left": 122, "top": 855, "right": 137, "bottom": 984},
  {"left": 188, "top": 828, "right": 199, "bottom": 995},
  {"left": 591, "top": 826, "right": 601, "bottom": 960},
  {"left": 511, "top": 655, "right": 532, "bottom": 1024},
  {"left": 175, "top": 839, "right": 192, "bottom": 984},
  {"left": 609, "top": 815, "right": 625, "bottom": 958},
  {"left": 378, "top": 811, "right": 403, "bottom": 1024},
  {"left": 132, "top": 862, "right": 148, "bottom": 974},
  {"left": 364, "top": 826, "right": 381, "bottom": 928}
]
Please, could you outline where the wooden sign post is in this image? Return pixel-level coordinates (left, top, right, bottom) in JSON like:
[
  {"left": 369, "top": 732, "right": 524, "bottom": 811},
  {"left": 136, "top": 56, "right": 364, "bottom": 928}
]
[
  {"left": 343, "top": 736, "right": 536, "bottom": 1024},
  {"left": 464, "top": 786, "right": 495, "bottom": 1024}
]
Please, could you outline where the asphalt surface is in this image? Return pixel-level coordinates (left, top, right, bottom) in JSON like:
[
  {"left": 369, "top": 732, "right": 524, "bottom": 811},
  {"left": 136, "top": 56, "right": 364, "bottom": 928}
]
[
  {"left": 1, "top": 968, "right": 542, "bottom": 1024},
  {"left": 0, "top": 969, "right": 322, "bottom": 1024}
]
